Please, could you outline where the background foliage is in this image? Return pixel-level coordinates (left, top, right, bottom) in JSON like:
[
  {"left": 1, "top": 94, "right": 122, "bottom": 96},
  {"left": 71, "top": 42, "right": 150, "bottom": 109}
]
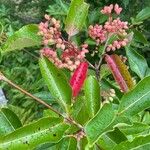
[{"left": 0, "top": 0, "right": 150, "bottom": 149}]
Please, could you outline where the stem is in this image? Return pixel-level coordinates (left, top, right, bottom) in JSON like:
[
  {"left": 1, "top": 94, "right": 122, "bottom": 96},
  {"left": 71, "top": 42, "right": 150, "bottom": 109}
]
[
  {"left": 23, "top": 49, "right": 39, "bottom": 59},
  {"left": 97, "top": 36, "right": 109, "bottom": 69},
  {"left": 0, "top": 72, "right": 83, "bottom": 129},
  {"left": 95, "top": 34, "right": 111, "bottom": 80},
  {"left": 77, "top": 141, "right": 81, "bottom": 150},
  {"left": 1, "top": 72, "right": 61, "bottom": 115},
  {"left": 86, "top": 60, "right": 96, "bottom": 70}
]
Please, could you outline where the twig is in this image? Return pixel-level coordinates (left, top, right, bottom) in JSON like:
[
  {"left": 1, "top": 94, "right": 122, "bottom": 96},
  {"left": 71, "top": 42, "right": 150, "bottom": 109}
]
[
  {"left": 0, "top": 72, "right": 61, "bottom": 115},
  {"left": 87, "top": 60, "right": 96, "bottom": 70},
  {"left": 0, "top": 71, "right": 83, "bottom": 129},
  {"left": 95, "top": 34, "right": 111, "bottom": 80},
  {"left": 97, "top": 35, "right": 110, "bottom": 70},
  {"left": 23, "top": 49, "right": 39, "bottom": 59}
]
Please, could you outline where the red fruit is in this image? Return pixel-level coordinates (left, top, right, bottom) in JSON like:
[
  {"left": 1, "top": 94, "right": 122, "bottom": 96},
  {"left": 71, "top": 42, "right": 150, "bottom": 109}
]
[{"left": 70, "top": 62, "right": 88, "bottom": 97}]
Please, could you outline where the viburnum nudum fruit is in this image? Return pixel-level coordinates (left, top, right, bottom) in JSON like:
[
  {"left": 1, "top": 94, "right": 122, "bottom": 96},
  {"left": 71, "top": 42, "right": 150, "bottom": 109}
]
[{"left": 70, "top": 62, "right": 88, "bottom": 97}]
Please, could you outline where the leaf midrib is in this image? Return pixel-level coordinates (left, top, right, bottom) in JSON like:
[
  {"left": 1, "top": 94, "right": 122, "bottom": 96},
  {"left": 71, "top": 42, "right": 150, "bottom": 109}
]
[
  {"left": 131, "top": 142, "right": 150, "bottom": 150},
  {"left": 43, "top": 60, "right": 66, "bottom": 108},
  {"left": 0, "top": 123, "right": 63, "bottom": 147},
  {"left": 0, "top": 111, "right": 15, "bottom": 131},
  {"left": 118, "top": 90, "right": 150, "bottom": 115}
]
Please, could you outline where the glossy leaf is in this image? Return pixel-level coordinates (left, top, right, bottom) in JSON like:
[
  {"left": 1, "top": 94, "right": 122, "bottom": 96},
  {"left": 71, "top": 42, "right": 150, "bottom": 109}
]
[
  {"left": 126, "top": 46, "right": 149, "bottom": 79},
  {"left": 43, "top": 109, "right": 61, "bottom": 118},
  {"left": 106, "top": 128, "right": 127, "bottom": 144},
  {"left": 119, "top": 122, "right": 150, "bottom": 135},
  {"left": 65, "top": 0, "right": 89, "bottom": 36},
  {"left": 85, "top": 39, "right": 96, "bottom": 45},
  {"left": 81, "top": 138, "right": 97, "bottom": 150},
  {"left": 33, "top": 92, "right": 55, "bottom": 104},
  {"left": 101, "top": 79, "right": 123, "bottom": 99},
  {"left": 118, "top": 76, "right": 150, "bottom": 117},
  {"left": 34, "top": 143, "right": 56, "bottom": 150},
  {"left": 0, "top": 108, "right": 22, "bottom": 136},
  {"left": 100, "top": 64, "right": 111, "bottom": 80},
  {"left": 105, "top": 54, "right": 134, "bottom": 93},
  {"left": 39, "top": 57, "right": 72, "bottom": 113},
  {"left": 2, "top": 24, "right": 41, "bottom": 53},
  {"left": 71, "top": 96, "right": 89, "bottom": 125},
  {"left": 105, "top": 115, "right": 132, "bottom": 131},
  {"left": 142, "top": 111, "right": 150, "bottom": 124},
  {"left": 85, "top": 103, "right": 115, "bottom": 146},
  {"left": 135, "top": 7, "right": 150, "bottom": 22},
  {"left": 0, "top": 117, "right": 68, "bottom": 150},
  {"left": 98, "top": 134, "right": 117, "bottom": 150},
  {"left": 57, "top": 137, "right": 77, "bottom": 150},
  {"left": 84, "top": 76, "right": 101, "bottom": 118},
  {"left": 133, "top": 29, "right": 149, "bottom": 45},
  {"left": 113, "top": 134, "right": 150, "bottom": 150}
]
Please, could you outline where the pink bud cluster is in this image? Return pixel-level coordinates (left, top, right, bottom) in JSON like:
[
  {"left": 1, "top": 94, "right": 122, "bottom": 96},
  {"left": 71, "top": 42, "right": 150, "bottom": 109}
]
[
  {"left": 101, "top": 4, "right": 114, "bottom": 15},
  {"left": 104, "top": 18, "right": 128, "bottom": 33},
  {"left": 88, "top": 25, "right": 106, "bottom": 45},
  {"left": 38, "top": 15, "right": 62, "bottom": 46},
  {"left": 106, "top": 38, "right": 128, "bottom": 51},
  {"left": 39, "top": 15, "right": 89, "bottom": 71},
  {"left": 101, "top": 4, "right": 122, "bottom": 15},
  {"left": 88, "top": 4, "right": 129, "bottom": 52},
  {"left": 41, "top": 45, "right": 88, "bottom": 71}
]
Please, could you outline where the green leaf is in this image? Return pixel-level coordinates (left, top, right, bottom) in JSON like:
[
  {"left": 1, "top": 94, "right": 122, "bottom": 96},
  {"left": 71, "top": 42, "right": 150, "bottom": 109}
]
[
  {"left": 1, "top": 24, "right": 41, "bottom": 53},
  {"left": 39, "top": 57, "right": 72, "bottom": 113},
  {"left": 133, "top": 29, "right": 149, "bottom": 45},
  {"left": 57, "top": 137, "right": 77, "bottom": 150},
  {"left": 106, "top": 115, "right": 132, "bottom": 130},
  {"left": 135, "top": 7, "right": 150, "bottom": 22},
  {"left": 98, "top": 134, "right": 117, "bottom": 150},
  {"left": 80, "top": 137, "right": 96, "bottom": 150},
  {"left": 119, "top": 122, "right": 150, "bottom": 135},
  {"left": 100, "top": 64, "right": 111, "bottom": 80},
  {"left": 118, "top": 76, "right": 150, "bottom": 117},
  {"left": 33, "top": 92, "right": 55, "bottom": 104},
  {"left": 84, "top": 76, "right": 101, "bottom": 118},
  {"left": 0, "top": 117, "right": 69, "bottom": 150},
  {"left": 142, "top": 111, "right": 150, "bottom": 124},
  {"left": 34, "top": 143, "right": 56, "bottom": 150},
  {"left": 145, "top": 68, "right": 150, "bottom": 77},
  {"left": 65, "top": 0, "right": 89, "bottom": 36},
  {"left": 85, "top": 103, "right": 116, "bottom": 146},
  {"left": 71, "top": 96, "right": 89, "bottom": 125},
  {"left": 0, "top": 108, "right": 22, "bottom": 136},
  {"left": 125, "top": 46, "right": 149, "bottom": 79},
  {"left": 43, "top": 109, "right": 61, "bottom": 118},
  {"left": 113, "top": 134, "right": 150, "bottom": 150},
  {"left": 106, "top": 128, "right": 127, "bottom": 144},
  {"left": 101, "top": 79, "right": 123, "bottom": 99},
  {"left": 85, "top": 38, "right": 96, "bottom": 45},
  {"left": 46, "top": 0, "right": 69, "bottom": 17}
]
